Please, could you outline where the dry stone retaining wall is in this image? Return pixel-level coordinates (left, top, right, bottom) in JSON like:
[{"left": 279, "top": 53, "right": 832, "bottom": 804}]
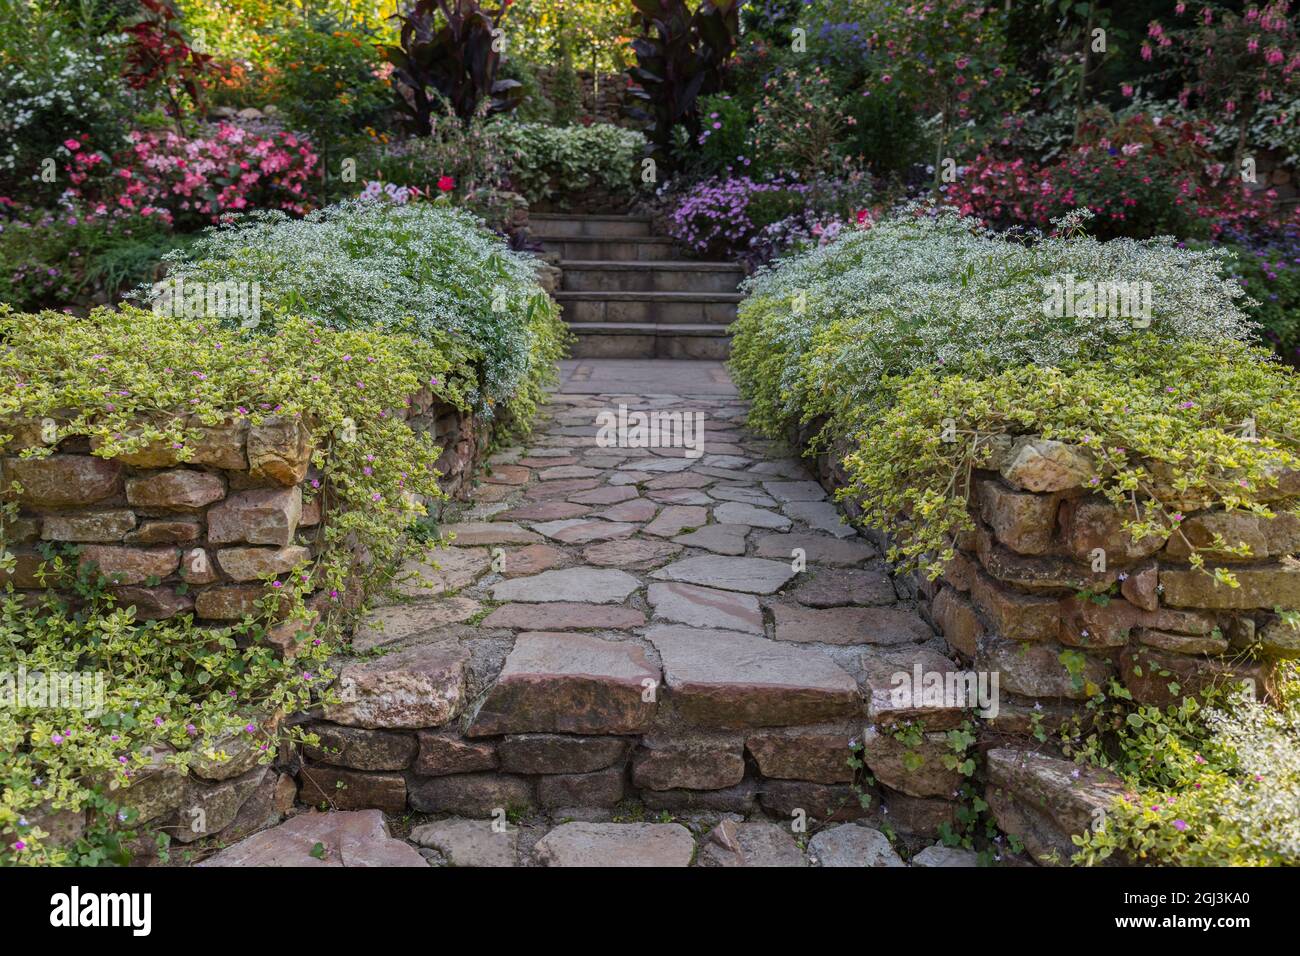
[
  {"left": 2, "top": 389, "right": 490, "bottom": 856},
  {"left": 800, "top": 426, "right": 1296, "bottom": 863}
]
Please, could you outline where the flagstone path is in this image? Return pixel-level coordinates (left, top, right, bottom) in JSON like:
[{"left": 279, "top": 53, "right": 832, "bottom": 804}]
[{"left": 204, "top": 359, "right": 978, "bottom": 868}]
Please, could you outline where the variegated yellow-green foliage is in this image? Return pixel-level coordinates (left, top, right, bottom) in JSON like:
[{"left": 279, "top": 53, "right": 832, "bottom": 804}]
[
  {"left": 0, "top": 305, "right": 489, "bottom": 865},
  {"left": 836, "top": 338, "right": 1300, "bottom": 579},
  {"left": 1072, "top": 665, "right": 1300, "bottom": 866}
]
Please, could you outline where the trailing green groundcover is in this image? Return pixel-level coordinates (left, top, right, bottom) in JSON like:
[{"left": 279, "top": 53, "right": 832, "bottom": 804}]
[
  {"left": 0, "top": 303, "right": 476, "bottom": 866},
  {"left": 729, "top": 206, "right": 1300, "bottom": 866},
  {"left": 150, "top": 199, "right": 569, "bottom": 432}
]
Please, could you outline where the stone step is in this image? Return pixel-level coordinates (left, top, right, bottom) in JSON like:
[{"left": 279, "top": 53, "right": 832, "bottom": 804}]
[
  {"left": 556, "top": 291, "right": 740, "bottom": 325},
  {"left": 540, "top": 236, "right": 682, "bottom": 262},
  {"left": 567, "top": 323, "right": 733, "bottom": 361},
  {"left": 531, "top": 213, "right": 653, "bottom": 239},
  {"left": 561, "top": 260, "right": 746, "bottom": 294}
]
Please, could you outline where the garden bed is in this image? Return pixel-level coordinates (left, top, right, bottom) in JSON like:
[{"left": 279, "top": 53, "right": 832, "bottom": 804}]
[{"left": 730, "top": 207, "right": 1300, "bottom": 866}]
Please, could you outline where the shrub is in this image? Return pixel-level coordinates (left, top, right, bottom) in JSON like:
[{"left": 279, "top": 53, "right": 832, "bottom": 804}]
[
  {"left": 1211, "top": 225, "right": 1300, "bottom": 365},
  {"left": 62, "top": 124, "right": 319, "bottom": 229},
  {"left": 664, "top": 174, "right": 809, "bottom": 258},
  {"left": 119, "top": 0, "right": 213, "bottom": 123},
  {"left": 0, "top": 204, "right": 188, "bottom": 312},
  {"left": 370, "top": 102, "right": 506, "bottom": 199},
  {"left": 0, "top": 305, "right": 464, "bottom": 865},
  {"left": 1072, "top": 665, "right": 1300, "bottom": 866},
  {"left": 625, "top": 0, "right": 740, "bottom": 168},
  {"left": 731, "top": 206, "right": 1255, "bottom": 439},
  {"left": 832, "top": 337, "right": 1300, "bottom": 577},
  {"left": 493, "top": 120, "right": 646, "bottom": 207},
  {"left": 946, "top": 113, "right": 1293, "bottom": 240},
  {"left": 269, "top": 17, "right": 393, "bottom": 160},
  {"left": 0, "top": 21, "right": 135, "bottom": 205},
  {"left": 151, "top": 199, "right": 567, "bottom": 427},
  {"left": 687, "top": 93, "right": 749, "bottom": 177},
  {"left": 385, "top": 0, "right": 522, "bottom": 132}
]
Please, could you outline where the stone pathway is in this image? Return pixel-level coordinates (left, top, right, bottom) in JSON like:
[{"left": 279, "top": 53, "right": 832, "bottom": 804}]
[{"left": 203, "top": 360, "right": 981, "bottom": 868}]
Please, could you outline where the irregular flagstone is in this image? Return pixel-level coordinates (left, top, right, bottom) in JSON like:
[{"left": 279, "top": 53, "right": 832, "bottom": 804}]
[
  {"left": 467, "top": 631, "right": 659, "bottom": 736},
  {"left": 644, "top": 505, "right": 708, "bottom": 538},
  {"left": 352, "top": 597, "right": 481, "bottom": 652},
  {"left": 702, "top": 454, "right": 754, "bottom": 469},
  {"left": 497, "top": 501, "right": 590, "bottom": 522},
  {"left": 645, "top": 472, "right": 714, "bottom": 490},
  {"left": 646, "top": 625, "right": 860, "bottom": 728},
  {"left": 762, "top": 480, "right": 827, "bottom": 502},
  {"left": 633, "top": 458, "right": 696, "bottom": 473},
  {"left": 608, "top": 471, "right": 652, "bottom": 486},
  {"left": 647, "top": 581, "right": 763, "bottom": 634},
  {"left": 647, "top": 488, "right": 713, "bottom": 506},
  {"left": 754, "top": 532, "right": 873, "bottom": 565},
  {"left": 491, "top": 567, "right": 640, "bottom": 603},
  {"left": 524, "top": 478, "right": 601, "bottom": 500},
  {"left": 198, "top": 810, "right": 426, "bottom": 867},
  {"left": 701, "top": 820, "right": 807, "bottom": 867},
  {"left": 713, "top": 501, "right": 792, "bottom": 530},
  {"left": 671, "top": 523, "right": 749, "bottom": 556},
  {"left": 444, "top": 521, "right": 541, "bottom": 546},
  {"left": 501, "top": 543, "right": 568, "bottom": 578},
  {"left": 808, "top": 825, "right": 905, "bottom": 868},
  {"left": 583, "top": 538, "right": 683, "bottom": 570},
  {"left": 484, "top": 464, "right": 531, "bottom": 485},
  {"left": 696, "top": 466, "right": 760, "bottom": 483},
  {"left": 539, "top": 465, "right": 604, "bottom": 480},
  {"left": 791, "top": 568, "right": 898, "bottom": 608},
  {"left": 524, "top": 447, "right": 577, "bottom": 458},
  {"left": 748, "top": 459, "right": 810, "bottom": 479},
  {"left": 593, "top": 497, "right": 659, "bottom": 522},
  {"left": 324, "top": 641, "right": 469, "bottom": 730},
  {"left": 771, "top": 604, "right": 932, "bottom": 646},
  {"left": 403, "top": 560, "right": 496, "bottom": 611},
  {"left": 568, "top": 485, "right": 639, "bottom": 505},
  {"left": 483, "top": 602, "right": 646, "bottom": 630},
  {"left": 532, "top": 822, "right": 695, "bottom": 867},
  {"left": 516, "top": 455, "right": 576, "bottom": 467},
  {"left": 581, "top": 454, "right": 628, "bottom": 469},
  {"left": 782, "top": 500, "right": 857, "bottom": 538},
  {"left": 532, "top": 518, "right": 637, "bottom": 544},
  {"left": 651, "top": 555, "right": 796, "bottom": 594},
  {"left": 409, "top": 818, "right": 518, "bottom": 867},
  {"left": 471, "top": 482, "right": 517, "bottom": 503},
  {"left": 709, "top": 484, "right": 778, "bottom": 507}
]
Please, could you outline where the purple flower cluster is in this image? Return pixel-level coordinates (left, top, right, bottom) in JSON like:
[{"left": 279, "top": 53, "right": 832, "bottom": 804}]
[{"left": 667, "top": 175, "right": 808, "bottom": 255}]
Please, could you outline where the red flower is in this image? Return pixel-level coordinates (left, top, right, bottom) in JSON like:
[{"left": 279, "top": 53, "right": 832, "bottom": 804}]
[{"left": 437, "top": 176, "right": 455, "bottom": 193}]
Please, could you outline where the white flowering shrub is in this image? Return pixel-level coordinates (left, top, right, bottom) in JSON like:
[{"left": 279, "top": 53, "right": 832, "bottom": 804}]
[
  {"left": 154, "top": 199, "right": 567, "bottom": 423},
  {"left": 731, "top": 205, "right": 1257, "bottom": 437},
  {"left": 0, "top": 28, "right": 133, "bottom": 197}
]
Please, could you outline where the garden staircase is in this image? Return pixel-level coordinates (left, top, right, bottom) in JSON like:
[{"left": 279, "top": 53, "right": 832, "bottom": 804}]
[{"left": 533, "top": 213, "right": 744, "bottom": 360}]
